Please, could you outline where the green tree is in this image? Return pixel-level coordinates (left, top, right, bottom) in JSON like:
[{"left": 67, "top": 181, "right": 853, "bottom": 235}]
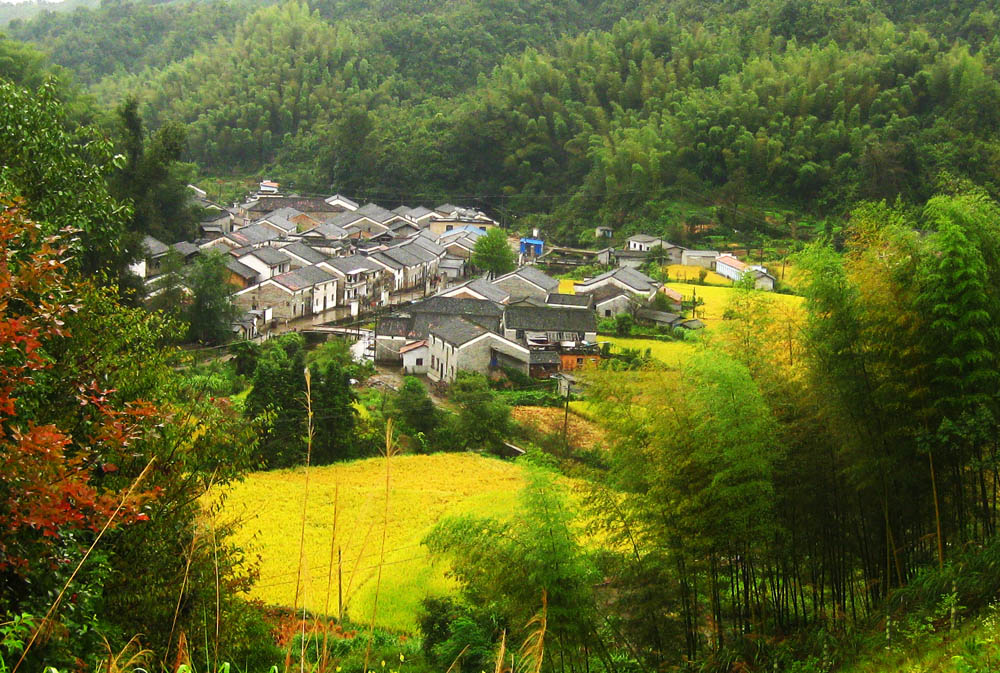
[
  {"left": 111, "top": 97, "right": 200, "bottom": 244},
  {"left": 424, "top": 470, "right": 599, "bottom": 672},
  {"left": 310, "top": 360, "right": 359, "bottom": 464},
  {"left": 246, "top": 334, "right": 307, "bottom": 467},
  {"left": 471, "top": 228, "right": 516, "bottom": 279},
  {"left": 448, "top": 371, "right": 511, "bottom": 452},
  {"left": 185, "top": 249, "right": 240, "bottom": 345},
  {"left": 391, "top": 376, "right": 439, "bottom": 439}
]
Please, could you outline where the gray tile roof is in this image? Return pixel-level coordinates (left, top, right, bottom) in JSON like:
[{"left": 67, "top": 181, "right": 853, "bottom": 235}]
[
  {"left": 408, "top": 206, "right": 434, "bottom": 219},
  {"left": 494, "top": 266, "right": 559, "bottom": 292},
  {"left": 323, "top": 255, "right": 381, "bottom": 275},
  {"left": 503, "top": 305, "right": 597, "bottom": 333},
  {"left": 325, "top": 194, "right": 359, "bottom": 209},
  {"left": 357, "top": 203, "right": 396, "bottom": 223},
  {"left": 172, "top": 241, "right": 200, "bottom": 257},
  {"left": 545, "top": 293, "right": 593, "bottom": 308},
  {"left": 636, "top": 308, "right": 681, "bottom": 326},
  {"left": 410, "top": 296, "right": 504, "bottom": 318},
  {"left": 391, "top": 205, "right": 412, "bottom": 215},
  {"left": 142, "top": 235, "right": 170, "bottom": 258},
  {"left": 243, "top": 246, "right": 290, "bottom": 266},
  {"left": 579, "top": 266, "right": 660, "bottom": 294},
  {"left": 529, "top": 350, "right": 562, "bottom": 365},
  {"left": 377, "top": 316, "right": 413, "bottom": 338},
  {"left": 233, "top": 223, "right": 280, "bottom": 245},
  {"left": 226, "top": 258, "right": 258, "bottom": 280},
  {"left": 443, "top": 277, "right": 509, "bottom": 303},
  {"left": 273, "top": 265, "right": 335, "bottom": 291},
  {"left": 410, "top": 236, "right": 446, "bottom": 256},
  {"left": 369, "top": 252, "right": 403, "bottom": 270},
  {"left": 281, "top": 241, "right": 327, "bottom": 265},
  {"left": 428, "top": 316, "right": 489, "bottom": 347}
]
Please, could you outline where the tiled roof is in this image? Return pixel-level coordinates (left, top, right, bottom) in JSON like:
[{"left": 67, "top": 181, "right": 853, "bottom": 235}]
[
  {"left": 529, "top": 350, "right": 562, "bottom": 365},
  {"left": 226, "top": 258, "right": 258, "bottom": 280},
  {"left": 323, "top": 255, "right": 381, "bottom": 275},
  {"left": 356, "top": 203, "right": 397, "bottom": 223},
  {"left": 399, "top": 339, "right": 427, "bottom": 354},
  {"left": 544, "top": 293, "right": 592, "bottom": 308},
  {"left": 142, "top": 235, "right": 170, "bottom": 258},
  {"left": 325, "top": 194, "right": 359, "bottom": 210},
  {"left": 377, "top": 316, "right": 413, "bottom": 337},
  {"left": 243, "top": 246, "right": 290, "bottom": 266},
  {"left": 272, "top": 265, "right": 335, "bottom": 291},
  {"left": 442, "top": 278, "right": 510, "bottom": 303},
  {"left": 428, "top": 316, "right": 489, "bottom": 347},
  {"left": 172, "top": 241, "right": 200, "bottom": 257},
  {"left": 245, "top": 196, "right": 345, "bottom": 213},
  {"left": 716, "top": 254, "right": 747, "bottom": 271},
  {"left": 494, "top": 266, "right": 559, "bottom": 292},
  {"left": 503, "top": 305, "right": 597, "bottom": 333},
  {"left": 410, "top": 296, "right": 504, "bottom": 318},
  {"left": 281, "top": 241, "right": 327, "bottom": 265},
  {"left": 578, "top": 266, "right": 659, "bottom": 294}
]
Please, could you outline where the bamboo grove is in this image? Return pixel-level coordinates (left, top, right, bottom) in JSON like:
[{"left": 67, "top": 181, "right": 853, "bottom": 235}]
[{"left": 576, "top": 191, "right": 1000, "bottom": 668}]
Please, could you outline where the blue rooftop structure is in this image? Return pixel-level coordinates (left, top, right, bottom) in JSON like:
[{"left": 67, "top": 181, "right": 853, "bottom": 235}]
[{"left": 520, "top": 237, "right": 544, "bottom": 257}]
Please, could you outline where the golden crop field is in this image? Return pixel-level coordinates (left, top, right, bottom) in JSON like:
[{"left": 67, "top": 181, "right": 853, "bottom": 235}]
[
  {"left": 207, "top": 454, "right": 545, "bottom": 633},
  {"left": 558, "top": 278, "right": 577, "bottom": 294},
  {"left": 663, "top": 264, "right": 730, "bottom": 285},
  {"left": 665, "top": 283, "right": 804, "bottom": 328},
  {"left": 599, "top": 335, "right": 697, "bottom": 366}
]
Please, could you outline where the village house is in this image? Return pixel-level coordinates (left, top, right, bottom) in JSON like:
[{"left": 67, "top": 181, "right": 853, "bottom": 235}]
[
  {"left": 226, "top": 258, "right": 259, "bottom": 289},
  {"left": 501, "top": 304, "right": 598, "bottom": 346},
  {"left": 234, "top": 265, "right": 338, "bottom": 320},
  {"left": 374, "top": 297, "right": 505, "bottom": 363},
  {"left": 714, "top": 254, "right": 776, "bottom": 290},
  {"left": 575, "top": 266, "right": 661, "bottom": 301},
  {"left": 400, "top": 340, "right": 429, "bottom": 375},
  {"left": 426, "top": 317, "right": 530, "bottom": 383},
  {"left": 319, "top": 255, "right": 387, "bottom": 313},
  {"left": 590, "top": 286, "right": 633, "bottom": 318},
  {"left": 438, "top": 277, "right": 511, "bottom": 303},
  {"left": 426, "top": 206, "right": 498, "bottom": 236},
  {"left": 236, "top": 247, "right": 292, "bottom": 281},
  {"left": 255, "top": 207, "right": 318, "bottom": 235},
  {"left": 491, "top": 266, "right": 559, "bottom": 300},
  {"left": 277, "top": 241, "right": 328, "bottom": 268},
  {"left": 595, "top": 225, "right": 613, "bottom": 239},
  {"left": 544, "top": 293, "right": 594, "bottom": 310},
  {"left": 681, "top": 249, "right": 720, "bottom": 268},
  {"left": 129, "top": 235, "right": 171, "bottom": 279},
  {"left": 324, "top": 194, "right": 359, "bottom": 211}
]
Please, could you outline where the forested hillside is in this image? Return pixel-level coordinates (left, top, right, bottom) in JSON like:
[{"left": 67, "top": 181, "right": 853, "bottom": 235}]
[{"left": 7, "top": 0, "right": 1000, "bottom": 242}]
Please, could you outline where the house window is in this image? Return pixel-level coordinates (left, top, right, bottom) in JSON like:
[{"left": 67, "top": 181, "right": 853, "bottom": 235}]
[
  {"left": 416, "top": 358, "right": 423, "bottom": 366},
  {"left": 605, "top": 309, "right": 611, "bottom": 317},
  {"left": 576, "top": 357, "right": 583, "bottom": 365},
  {"left": 516, "top": 329, "right": 525, "bottom": 339}
]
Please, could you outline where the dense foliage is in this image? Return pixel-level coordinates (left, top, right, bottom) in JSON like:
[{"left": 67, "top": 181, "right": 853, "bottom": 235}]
[{"left": 9, "top": 0, "right": 1000, "bottom": 243}]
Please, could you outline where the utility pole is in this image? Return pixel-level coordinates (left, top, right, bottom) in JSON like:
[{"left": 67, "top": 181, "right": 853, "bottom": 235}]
[{"left": 562, "top": 380, "right": 571, "bottom": 456}]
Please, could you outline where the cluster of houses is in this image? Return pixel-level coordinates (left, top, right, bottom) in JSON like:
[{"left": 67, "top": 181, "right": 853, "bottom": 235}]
[
  {"left": 131, "top": 183, "right": 767, "bottom": 375},
  {"left": 374, "top": 261, "right": 704, "bottom": 383},
  {"left": 132, "top": 182, "right": 503, "bottom": 339},
  {"left": 618, "top": 234, "right": 776, "bottom": 290}
]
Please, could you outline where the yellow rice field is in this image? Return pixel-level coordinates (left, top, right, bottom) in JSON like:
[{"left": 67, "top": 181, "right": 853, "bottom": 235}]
[
  {"left": 665, "top": 283, "right": 804, "bottom": 328},
  {"left": 599, "top": 336, "right": 697, "bottom": 367},
  {"left": 663, "top": 264, "right": 730, "bottom": 285},
  {"left": 558, "top": 278, "right": 577, "bottom": 294},
  {"left": 207, "top": 453, "right": 535, "bottom": 632}
]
